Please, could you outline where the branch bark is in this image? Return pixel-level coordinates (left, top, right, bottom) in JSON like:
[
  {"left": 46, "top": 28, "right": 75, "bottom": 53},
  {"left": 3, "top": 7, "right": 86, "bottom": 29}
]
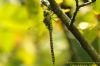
[{"left": 47, "top": 0, "right": 100, "bottom": 65}]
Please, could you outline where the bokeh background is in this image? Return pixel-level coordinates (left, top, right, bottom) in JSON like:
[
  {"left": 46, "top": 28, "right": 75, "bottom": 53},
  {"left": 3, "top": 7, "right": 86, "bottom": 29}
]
[{"left": 0, "top": 0, "right": 100, "bottom": 66}]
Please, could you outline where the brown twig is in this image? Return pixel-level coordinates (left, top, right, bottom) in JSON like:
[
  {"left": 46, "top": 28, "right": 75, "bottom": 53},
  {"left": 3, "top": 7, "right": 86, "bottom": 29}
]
[{"left": 70, "top": 0, "right": 79, "bottom": 25}]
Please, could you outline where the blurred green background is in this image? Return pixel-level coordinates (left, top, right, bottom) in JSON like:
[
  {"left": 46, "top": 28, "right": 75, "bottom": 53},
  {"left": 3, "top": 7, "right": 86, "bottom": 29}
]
[{"left": 0, "top": 0, "right": 100, "bottom": 66}]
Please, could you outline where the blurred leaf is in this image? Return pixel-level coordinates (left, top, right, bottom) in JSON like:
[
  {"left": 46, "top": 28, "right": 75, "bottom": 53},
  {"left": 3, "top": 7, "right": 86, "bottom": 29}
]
[
  {"left": 0, "top": 4, "right": 33, "bottom": 31},
  {"left": 26, "top": 0, "right": 39, "bottom": 18},
  {"left": 69, "top": 39, "right": 93, "bottom": 62},
  {"left": 7, "top": 56, "right": 22, "bottom": 66},
  {"left": 76, "top": 10, "right": 97, "bottom": 44},
  {"left": 83, "top": 27, "right": 97, "bottom": 44},
  {"left": 93, "top": 0, "right": 100, "bottom": 13}
]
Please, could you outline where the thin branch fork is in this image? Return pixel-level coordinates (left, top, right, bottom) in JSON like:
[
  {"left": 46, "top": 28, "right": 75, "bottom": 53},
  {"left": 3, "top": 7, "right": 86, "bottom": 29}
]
[
  {"left": 47, "top": 0, "right": 100, "bottom": 65},
  {"left": 70, "top": 0, "right": 96, "bottom": 25}
]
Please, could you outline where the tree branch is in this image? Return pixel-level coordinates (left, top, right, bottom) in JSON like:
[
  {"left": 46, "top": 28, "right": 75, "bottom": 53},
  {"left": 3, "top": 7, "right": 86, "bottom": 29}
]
[{"left": 47, "top": 0, "right": 100, "bottom": 65}]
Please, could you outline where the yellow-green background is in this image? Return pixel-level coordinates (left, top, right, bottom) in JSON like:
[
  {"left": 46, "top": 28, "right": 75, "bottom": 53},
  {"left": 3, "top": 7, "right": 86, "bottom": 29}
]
[{"left": 0, "top": 0, "right": 100, "bottom": 66}]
